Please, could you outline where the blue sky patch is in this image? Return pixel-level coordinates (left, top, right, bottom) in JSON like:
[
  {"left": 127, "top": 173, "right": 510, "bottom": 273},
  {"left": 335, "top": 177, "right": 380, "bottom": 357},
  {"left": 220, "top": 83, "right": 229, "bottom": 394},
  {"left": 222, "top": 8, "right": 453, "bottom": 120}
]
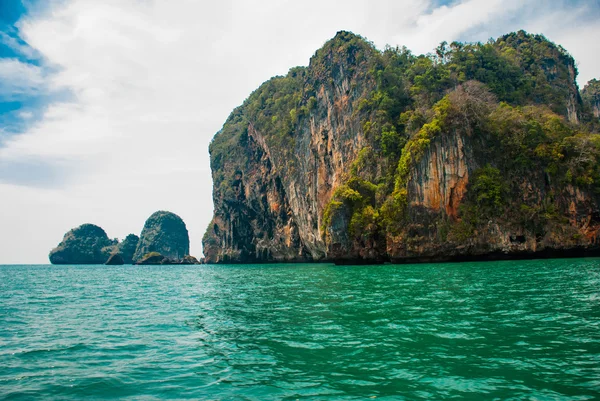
[
  {"left": 0, "top": 0, "right": 27, "bottom": 26},
  {"left": 0, "top": 0, "right": 53, "bottom": 139}
]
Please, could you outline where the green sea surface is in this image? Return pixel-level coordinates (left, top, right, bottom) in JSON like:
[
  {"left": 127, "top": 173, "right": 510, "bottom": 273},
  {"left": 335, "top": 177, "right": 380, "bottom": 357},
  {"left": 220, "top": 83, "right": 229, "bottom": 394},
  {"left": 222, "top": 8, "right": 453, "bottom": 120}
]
[{"left": 1, "top": 259, "right": 599, "bottom": 400}]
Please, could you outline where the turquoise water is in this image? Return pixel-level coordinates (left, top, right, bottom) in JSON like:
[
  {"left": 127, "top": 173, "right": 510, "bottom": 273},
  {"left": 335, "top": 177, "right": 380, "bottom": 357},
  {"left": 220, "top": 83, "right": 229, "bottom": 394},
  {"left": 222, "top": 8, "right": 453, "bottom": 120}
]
[{"left": 1, "top": 259, "right": 599, "bottom": 400}]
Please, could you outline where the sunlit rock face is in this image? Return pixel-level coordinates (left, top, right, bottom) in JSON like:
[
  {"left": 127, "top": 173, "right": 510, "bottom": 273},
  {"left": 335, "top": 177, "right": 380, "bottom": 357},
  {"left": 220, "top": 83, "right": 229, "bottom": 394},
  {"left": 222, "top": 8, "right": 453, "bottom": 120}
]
[{"left": 204, "top": 31, "right": 600, "bottom": 264}]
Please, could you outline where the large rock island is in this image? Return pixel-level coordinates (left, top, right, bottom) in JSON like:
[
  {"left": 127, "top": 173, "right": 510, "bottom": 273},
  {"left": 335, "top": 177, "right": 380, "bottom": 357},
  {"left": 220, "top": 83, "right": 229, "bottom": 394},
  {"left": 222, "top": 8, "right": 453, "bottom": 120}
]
[
  {"left": 203, "top": 30, "right": 600, "bottom": 264},
  {"left": 49, "top": 224, "right": 115, "bottom": 264},
  {"left": 133, "top": 211, "right": 190, "bottom": 263}
]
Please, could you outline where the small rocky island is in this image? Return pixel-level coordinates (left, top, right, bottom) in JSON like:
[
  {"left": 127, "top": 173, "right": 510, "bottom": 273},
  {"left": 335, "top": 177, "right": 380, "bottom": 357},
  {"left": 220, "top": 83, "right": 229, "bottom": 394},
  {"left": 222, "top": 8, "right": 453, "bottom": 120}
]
[
  {"left": 133, "top": 211, "right": 194, "bottom": 264},
  {"left": 49, "top": 211, "right": 199, "bottom": 265},
  {"left": 49, "top": 224, "right": 116, "bottom": 264}
]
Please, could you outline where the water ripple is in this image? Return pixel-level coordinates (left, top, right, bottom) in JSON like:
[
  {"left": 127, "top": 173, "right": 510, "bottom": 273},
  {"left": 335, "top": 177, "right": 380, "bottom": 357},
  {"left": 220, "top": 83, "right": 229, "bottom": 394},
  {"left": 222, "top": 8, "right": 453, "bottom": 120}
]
[{"left": 1, "top": 259, "right": 600, "bottom": 399}]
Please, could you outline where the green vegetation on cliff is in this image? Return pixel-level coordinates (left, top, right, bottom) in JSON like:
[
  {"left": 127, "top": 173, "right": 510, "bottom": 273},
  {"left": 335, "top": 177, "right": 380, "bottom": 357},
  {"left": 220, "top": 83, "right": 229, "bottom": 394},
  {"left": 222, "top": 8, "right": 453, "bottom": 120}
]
[
  {"left": 49, "top": 224, "right": 114, "bottom": 265},
  {"left": 114, "top": 234, "right": 139, "bottom": 264},
  {"left": 133, "top": 211, "right": 190, "bottom": 263},
  {"left": 50, "top": 214, "right": 194, "bottom": 265},
  {"left": 204, "top": 29, "right": 600, "bottom": 264},
  {"left": 582, "top": 79, "right": 600, "bottom": 129}
]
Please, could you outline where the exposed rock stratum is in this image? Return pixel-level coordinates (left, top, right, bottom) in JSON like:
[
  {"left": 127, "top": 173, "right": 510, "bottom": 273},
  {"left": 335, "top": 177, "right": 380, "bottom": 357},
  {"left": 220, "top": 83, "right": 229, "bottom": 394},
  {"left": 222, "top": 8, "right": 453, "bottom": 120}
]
[{"left": 203, "top": 30, "right": 600, "bottom": 264}]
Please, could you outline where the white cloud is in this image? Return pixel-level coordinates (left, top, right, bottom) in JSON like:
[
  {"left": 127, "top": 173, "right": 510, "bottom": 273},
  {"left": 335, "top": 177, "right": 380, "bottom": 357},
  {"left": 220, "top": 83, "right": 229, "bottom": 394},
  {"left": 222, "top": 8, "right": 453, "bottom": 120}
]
[
  {"left": 558, "top": 23, "right": 600, "bottom": 86},
  {"left": 521, "top": 4, "right": 600, "bottom": 86},
  {"left": 0, "top": 58, "right": 45, "bottom": 99},
  {"left": 0, "top": 0, "right": 598, "bottom": 263},
  {"left": 392, "top": 0, "right": 524, "bottom": 53},
  {"left": 0, "top": 31, "right": 37, "bottom": 59}
]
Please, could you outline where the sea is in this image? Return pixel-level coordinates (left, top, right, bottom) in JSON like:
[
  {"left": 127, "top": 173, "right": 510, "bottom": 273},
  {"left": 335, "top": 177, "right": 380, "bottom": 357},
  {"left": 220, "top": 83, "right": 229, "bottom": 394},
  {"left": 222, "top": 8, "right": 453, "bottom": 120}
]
[{"left": 1, "top": 259, "right": 599, "bottom": 400}]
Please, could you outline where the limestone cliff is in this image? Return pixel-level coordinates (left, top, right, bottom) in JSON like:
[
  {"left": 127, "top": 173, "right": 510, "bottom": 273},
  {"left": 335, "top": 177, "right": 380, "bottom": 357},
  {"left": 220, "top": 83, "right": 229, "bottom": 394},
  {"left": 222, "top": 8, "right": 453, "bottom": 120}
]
[
  {"left": 111, "top": 233, "right": 139, "bottom": 264},
  {"left": 133, "top": 211, "right": 189, "bottom": 262},
  {"left": 582, "top": 79, "right": 600, "bottom": 119},
  {"left": 49, "top": 224, "right": 114, "bottom": 264},
  {"left": 203, "top": 31, "right": 600, "bottom": 264}
]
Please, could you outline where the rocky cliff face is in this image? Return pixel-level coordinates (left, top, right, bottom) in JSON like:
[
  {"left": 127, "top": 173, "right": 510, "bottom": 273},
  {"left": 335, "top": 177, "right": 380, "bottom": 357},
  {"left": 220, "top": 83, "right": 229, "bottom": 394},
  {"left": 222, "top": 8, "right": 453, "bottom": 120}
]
[
  {"left": 105, "top": 253, "right": 125, "bottom": 265},
  {"left": 583, "top": 79, "right": 600, "bottom": 119},
  {"left": 494, "top": 30, "right": 584, "bottom": 124},
  {"left": 203, "top": 33, "right": 377, "bottom": 263},
  {"left": 49, "top": 224, "right": 114, "bottom": 264},
  {"left": 203, "top": 31, "right": 600, "bottom": 264},
  {"left": 386, "top": 112, "right": 600, "bottom": 262},
  {"left": 112, "top": 233, "right": 139, "bottom": 264},
  {"left": 133, "top": 211, "right": 189, "bottom": 262}
]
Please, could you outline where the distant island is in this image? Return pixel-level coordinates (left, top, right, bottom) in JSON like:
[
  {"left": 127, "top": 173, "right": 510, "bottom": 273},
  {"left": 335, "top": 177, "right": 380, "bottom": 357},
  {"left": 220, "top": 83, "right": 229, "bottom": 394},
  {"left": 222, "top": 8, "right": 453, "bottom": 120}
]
[
  {"left": 49, "top": 211, "right": 200, "bottom": 265},
  {"left": 203, "top": 30, "right": 600, "bottom": 264}
]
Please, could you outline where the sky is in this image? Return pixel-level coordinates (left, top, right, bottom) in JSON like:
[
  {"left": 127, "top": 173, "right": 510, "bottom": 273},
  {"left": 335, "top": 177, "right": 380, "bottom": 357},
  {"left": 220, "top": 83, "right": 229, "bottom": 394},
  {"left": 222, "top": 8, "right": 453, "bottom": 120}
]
[{"left": 0, "top": 0, "right": 599, "bottom": 264}]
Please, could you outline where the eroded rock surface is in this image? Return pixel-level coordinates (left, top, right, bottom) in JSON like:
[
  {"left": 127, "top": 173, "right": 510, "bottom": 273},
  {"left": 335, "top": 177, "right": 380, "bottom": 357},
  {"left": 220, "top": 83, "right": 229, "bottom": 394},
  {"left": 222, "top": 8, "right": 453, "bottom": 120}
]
[
  {"left": 105, "top": 253, "right": 125, "bottom": 265},
  {"left": 133, "top": 211, "right": 189, "bottom": 263},
  {"left": 49, "top": 224, "right": 114, "bottom": 264},
  {"left": 203, "top": 31, "right": 600, "bottom": 264}
]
